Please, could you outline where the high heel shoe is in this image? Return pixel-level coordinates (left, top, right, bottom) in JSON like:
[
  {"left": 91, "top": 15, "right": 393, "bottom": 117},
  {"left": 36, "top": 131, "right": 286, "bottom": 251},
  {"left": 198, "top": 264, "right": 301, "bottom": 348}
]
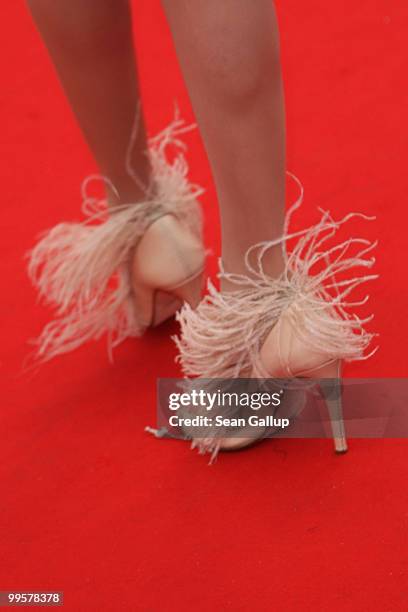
[
  {"left": 27, "top": 115, "right": 206, "bottom": 361},
  {"left": 259, "top": 323, "right": 348, "bottom": 454},
  {"left": 131, "top": 213, "right": 204, "bottom": 328},
  {"left": 174, "top": 175, "right": 378, "bottom": 462}
]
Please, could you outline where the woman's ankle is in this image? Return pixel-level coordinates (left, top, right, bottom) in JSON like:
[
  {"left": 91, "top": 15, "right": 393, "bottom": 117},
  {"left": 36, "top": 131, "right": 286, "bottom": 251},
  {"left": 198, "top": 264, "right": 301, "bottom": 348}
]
[
  {"left": 220, "top": 244, "right": 285, "bottom": 292},
  {"left": 106, "top": 167, "right": 152, "bottom": 207}
]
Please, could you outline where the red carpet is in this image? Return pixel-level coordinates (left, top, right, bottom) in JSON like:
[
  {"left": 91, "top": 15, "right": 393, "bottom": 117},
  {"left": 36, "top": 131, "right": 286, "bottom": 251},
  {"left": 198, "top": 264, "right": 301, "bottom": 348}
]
[{"left": 1, "top": 1, "right": 408, "bottom": 610}]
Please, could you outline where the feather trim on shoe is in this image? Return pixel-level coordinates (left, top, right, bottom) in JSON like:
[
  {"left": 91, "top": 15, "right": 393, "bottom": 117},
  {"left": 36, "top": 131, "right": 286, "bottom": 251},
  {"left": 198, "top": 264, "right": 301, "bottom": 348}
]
[
  {"left": 27, "top": 113, "right": 204, "bottom": 362},
  {"left": 175, "top": 173, "right": 378, "bottom": 380},
  {"left": 174, "top": 174, "right": 378, "bottom": 461}
]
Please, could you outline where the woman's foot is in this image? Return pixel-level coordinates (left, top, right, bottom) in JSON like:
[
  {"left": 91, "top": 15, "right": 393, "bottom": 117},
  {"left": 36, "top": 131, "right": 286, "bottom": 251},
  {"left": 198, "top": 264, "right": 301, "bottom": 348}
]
[
  {"left": 28, "top": 116, "right": 206, "bottom": 362},
  {"left": 174, "top": 187, "right": 378, "bottom": 461}
]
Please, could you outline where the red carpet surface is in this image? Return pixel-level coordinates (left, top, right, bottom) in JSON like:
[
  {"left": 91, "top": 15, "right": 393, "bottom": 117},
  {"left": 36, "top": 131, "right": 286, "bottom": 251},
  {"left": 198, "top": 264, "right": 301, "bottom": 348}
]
[{"left": 1, "top": 1, "right": 408, "bottom": 610}]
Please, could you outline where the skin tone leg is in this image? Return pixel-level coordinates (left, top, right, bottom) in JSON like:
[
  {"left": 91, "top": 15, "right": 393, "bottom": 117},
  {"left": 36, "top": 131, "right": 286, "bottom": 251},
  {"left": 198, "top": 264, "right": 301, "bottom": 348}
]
[
  {"left": 26, "top": 0, "right": 151, "bottom": 205},
  {"left": 161, "top": 0, "right": 286, "bottom": 287}
]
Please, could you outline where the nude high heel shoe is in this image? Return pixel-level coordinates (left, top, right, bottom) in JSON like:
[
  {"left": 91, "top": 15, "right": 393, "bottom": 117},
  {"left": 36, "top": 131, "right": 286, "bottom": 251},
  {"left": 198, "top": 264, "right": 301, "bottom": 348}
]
[
  {"left": 258, "top": 311, "right": 348, "bottom": 453},
  {"left": 175, "top": 175, "right": 378, "bottom": 461},
  {"left": 27, "top": 114, "right": 206, "bottom": 361},
  {"left": 132, "top": 213, "right": 204, "bottom": 328}
]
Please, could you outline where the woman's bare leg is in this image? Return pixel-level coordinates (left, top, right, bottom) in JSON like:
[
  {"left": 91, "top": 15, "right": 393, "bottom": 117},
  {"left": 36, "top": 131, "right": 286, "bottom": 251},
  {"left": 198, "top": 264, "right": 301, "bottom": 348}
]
[
  {"left": 162, "top": 0, "right": 286, "bottom": 284},
  {"left": 27, "top": 0, "right": 150, "bottom": 205}
]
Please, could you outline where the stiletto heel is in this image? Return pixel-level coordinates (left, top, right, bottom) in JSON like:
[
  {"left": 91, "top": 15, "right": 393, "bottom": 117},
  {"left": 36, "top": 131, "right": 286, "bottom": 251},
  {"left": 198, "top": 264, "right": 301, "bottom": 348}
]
[
  {"left": 152, "top": 291, "right": 182, "bottom": 328},
  {"left": 168, "top": 271, "right": 203, "bottom": 312},
  {"left": 150, "top": 272, "right": 204, "bottom": 328},
  {"left": 311, "top": 361, "right": 348, "bottom": 454}
]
